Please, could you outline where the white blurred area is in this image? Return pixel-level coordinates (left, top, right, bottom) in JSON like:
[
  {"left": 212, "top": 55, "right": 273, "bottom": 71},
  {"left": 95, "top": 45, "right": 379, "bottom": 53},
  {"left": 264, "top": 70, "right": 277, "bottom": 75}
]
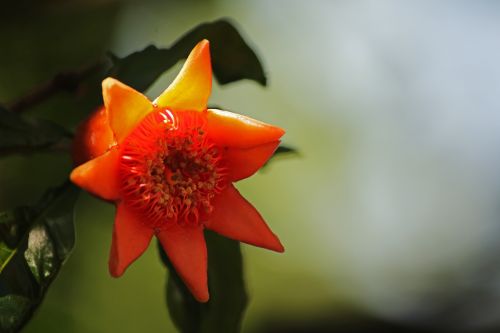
[{"left": 112, "top": 0, "right": 500, "bottom": 330}]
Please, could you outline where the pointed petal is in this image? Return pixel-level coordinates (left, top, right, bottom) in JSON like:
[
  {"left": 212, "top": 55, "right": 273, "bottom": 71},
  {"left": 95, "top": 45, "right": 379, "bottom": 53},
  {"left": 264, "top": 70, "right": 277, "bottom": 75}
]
[
  {"left": 154, "top": 40, "right": 212, "bottom": 111},
  {"left": 206, "top": 184, "right": 284, "bottom": 252},
  {"left": 70, "top": 147, "right": 121, "bottom": 201},
  {"left": 206, "top": 109, "right": 285, "bottom": 148},
  {"left": 157, "top": 224, "right": 208, "bottom": 302},
  {"left": 102, "top": 77, "right": 153, "bottom": 143},
  {"left": 225, "top": 141, "right": 280, "bottom": 181},
  {"left": 109, "top": 204, "right": 154, "bottom": 277}
]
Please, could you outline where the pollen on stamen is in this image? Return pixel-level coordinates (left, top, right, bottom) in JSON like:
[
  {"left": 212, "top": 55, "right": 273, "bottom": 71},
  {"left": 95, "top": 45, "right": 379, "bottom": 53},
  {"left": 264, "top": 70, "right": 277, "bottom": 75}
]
[{"left": 119, "top": 108, "right": 227, "bottom": 229}]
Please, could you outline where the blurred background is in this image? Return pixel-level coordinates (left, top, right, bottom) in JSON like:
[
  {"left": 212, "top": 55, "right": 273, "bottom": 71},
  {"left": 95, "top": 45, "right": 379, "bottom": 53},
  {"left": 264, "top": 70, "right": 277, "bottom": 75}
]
[{"left": 2, "top": 0, "right": 500, "bottom": 332}]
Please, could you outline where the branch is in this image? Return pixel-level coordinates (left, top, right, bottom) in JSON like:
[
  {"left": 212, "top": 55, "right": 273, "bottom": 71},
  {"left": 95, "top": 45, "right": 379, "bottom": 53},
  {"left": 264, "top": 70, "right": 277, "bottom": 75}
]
[
  {"left": 5, "top": 61, "right": 105, "bottom": 113},
  {"left": 0, "top": 138, "right": 73, "bottom": 157}
]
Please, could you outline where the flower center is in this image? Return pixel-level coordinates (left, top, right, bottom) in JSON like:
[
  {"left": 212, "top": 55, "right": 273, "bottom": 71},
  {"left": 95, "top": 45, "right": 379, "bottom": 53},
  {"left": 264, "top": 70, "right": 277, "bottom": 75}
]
[{"left": 119, "top": 108, "right": 227, "bottom": 229}]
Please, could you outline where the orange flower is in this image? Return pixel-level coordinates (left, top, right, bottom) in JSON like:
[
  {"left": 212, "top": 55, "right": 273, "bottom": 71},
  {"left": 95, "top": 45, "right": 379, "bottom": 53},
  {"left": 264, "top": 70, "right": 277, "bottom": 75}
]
[{"left": 70, "top": 40, "right": 284, "bottom": 302}]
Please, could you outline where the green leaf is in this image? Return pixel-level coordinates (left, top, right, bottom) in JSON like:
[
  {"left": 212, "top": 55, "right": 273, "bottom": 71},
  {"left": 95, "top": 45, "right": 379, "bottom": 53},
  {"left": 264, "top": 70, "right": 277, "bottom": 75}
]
[
  {"left": 274, "top": 145, "right": 298, "bottom": 156},
  {"left": 159, "top": 231, "right": 248, "bottom": 333},
  {"left": 0, "top": 182, "right": 79, "bottom": 333},
  {"left": 0, "top": 106, "right": 72, "bottom": 157},
  {"left": 109, "top": 18, "right": 266, "bottom": 93},
  {"left": 265, "top": 144, "right": 299, "bottom": 167},
  {"left": 0, "top": 296, "right": 31, "bottom": 332}
]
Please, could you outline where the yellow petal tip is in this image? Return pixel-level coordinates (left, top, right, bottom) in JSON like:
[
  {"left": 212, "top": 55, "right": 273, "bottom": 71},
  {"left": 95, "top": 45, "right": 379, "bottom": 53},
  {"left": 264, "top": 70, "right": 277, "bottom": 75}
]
[
  {"left": 154, "top": 39, "right": 212, "bottom": 111},
  {"left": 102, "top": 77, "right": 119, "bottom": 92}
]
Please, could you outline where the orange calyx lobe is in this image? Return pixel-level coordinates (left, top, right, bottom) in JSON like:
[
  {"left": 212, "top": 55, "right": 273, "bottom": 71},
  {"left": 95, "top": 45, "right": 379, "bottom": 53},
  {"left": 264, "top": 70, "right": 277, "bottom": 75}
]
[{"left": 119, "top": 108, "right": 227, "bottom": 229}]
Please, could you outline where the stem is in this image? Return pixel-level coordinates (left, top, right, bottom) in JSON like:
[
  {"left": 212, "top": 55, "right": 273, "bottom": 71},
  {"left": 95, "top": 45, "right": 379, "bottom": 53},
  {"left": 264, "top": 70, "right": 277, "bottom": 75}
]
[{"left": 6, "top": 61, "right": 105, "bottom": 113}]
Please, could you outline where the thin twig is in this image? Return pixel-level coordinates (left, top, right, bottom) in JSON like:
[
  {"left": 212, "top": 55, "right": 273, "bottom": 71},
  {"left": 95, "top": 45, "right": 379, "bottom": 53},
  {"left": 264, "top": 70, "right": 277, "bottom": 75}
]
[
  {"left": 0, "top": 138, "right": 73, "bottom": 157},
  {"left": 6, "top": 61, "right": 105, "bottom": 113}
]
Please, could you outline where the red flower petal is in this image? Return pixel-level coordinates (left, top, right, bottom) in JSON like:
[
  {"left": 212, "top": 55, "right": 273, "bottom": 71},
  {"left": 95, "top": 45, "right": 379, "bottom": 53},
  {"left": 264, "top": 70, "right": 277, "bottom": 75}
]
[
  {"left": 206, "top": 184, "right": 284, "bottom": 252},
  {"left": 157, "top": 224, "right": 209, "bottom": 302},
  {"left": 206, "top": 109, "right": 285, "bottom": 148},
  {"left": 69, "top": 147, "right": 121, "bottom": 201},
  {"left": 72, "top": 106, "right": 116, "bottom": 166},
  {"left": 102, "top": 77, "right": 153, "bottom": 143},
  {"left": 154, "top": 40, "right": 212, "bottom": 112},
  {"left": 224, "top": 141, "right": 281, "bottom": 182},
  {"left": 109, "top": 204, "right": 154, "bottom": 277}
]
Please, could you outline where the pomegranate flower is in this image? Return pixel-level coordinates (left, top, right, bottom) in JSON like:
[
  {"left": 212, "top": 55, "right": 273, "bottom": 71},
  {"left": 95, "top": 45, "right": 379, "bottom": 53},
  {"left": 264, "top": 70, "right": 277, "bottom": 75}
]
[{"left": 70, "top": 40, "right": 284, "bottom": 302}]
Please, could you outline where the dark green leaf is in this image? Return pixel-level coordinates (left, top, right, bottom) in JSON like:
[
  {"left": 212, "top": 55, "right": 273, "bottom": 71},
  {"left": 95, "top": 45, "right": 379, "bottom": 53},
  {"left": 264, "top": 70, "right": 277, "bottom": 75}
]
[
  {"left": 0, "top": 106, "right": 72, "bottom": 157},
  {"left": 0, "top": 296, "right": 30, "bottom": 332},
  {"left": 109, "top": 18, "right": 266, "bottom": 93},
  {"left": 0, "top": 182, "right": 79, "bottom": 333},
  {"left": 274, "top": 145, "right": 298, "bottom": 155},
  {"left": 159, "top": 231, "right": 248, "bottom": 333},
  {"left": 265, "top": 144, "right": 299, "bottom": 167}
]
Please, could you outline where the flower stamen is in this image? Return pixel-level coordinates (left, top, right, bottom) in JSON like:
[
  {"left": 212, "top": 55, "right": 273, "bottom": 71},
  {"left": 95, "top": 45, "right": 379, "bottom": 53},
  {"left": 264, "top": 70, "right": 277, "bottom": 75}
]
[{"left": 119, "top": 108, "right": 227, "bottom": 229}]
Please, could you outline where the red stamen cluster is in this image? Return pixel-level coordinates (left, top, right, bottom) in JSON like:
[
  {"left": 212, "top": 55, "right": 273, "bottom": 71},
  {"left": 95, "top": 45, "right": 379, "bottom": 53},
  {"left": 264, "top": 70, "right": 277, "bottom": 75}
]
[{"left": 119, "top": 108, "right": 227, "bottom": 229}]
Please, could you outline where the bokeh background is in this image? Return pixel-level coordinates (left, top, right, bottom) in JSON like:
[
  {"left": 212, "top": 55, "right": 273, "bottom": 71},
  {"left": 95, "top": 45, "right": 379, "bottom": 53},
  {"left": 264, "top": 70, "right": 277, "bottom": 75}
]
[{"left": 2, "top": 0, "right": 500, "bottom": 332}]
